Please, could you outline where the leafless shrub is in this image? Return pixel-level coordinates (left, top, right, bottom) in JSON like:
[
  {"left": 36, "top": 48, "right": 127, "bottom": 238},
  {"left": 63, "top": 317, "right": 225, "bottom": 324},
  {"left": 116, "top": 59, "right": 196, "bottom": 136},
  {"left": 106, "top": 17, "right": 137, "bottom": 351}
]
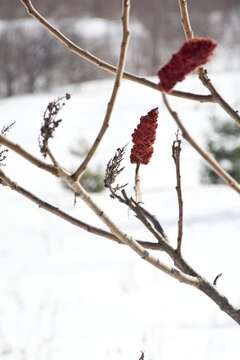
[{"left": 0, "top": 0, "right": 240, "bottom": 350}]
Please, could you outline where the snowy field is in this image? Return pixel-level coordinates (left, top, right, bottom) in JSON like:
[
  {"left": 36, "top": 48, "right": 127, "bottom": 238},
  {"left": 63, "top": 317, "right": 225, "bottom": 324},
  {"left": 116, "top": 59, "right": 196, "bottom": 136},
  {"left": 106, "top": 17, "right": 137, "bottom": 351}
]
[{"left": 0, "top": 73, "right": 240, "bottom": 359}]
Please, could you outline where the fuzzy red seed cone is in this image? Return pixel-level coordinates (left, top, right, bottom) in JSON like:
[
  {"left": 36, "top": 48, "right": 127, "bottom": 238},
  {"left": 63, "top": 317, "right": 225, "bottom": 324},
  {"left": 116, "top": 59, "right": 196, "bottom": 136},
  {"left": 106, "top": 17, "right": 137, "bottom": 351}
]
[
  {"left": 130, "top": 108, "right": 158, "bottom": 165},
  {"left": 158, "top": 37, "right": 217, "bottom": 92}
]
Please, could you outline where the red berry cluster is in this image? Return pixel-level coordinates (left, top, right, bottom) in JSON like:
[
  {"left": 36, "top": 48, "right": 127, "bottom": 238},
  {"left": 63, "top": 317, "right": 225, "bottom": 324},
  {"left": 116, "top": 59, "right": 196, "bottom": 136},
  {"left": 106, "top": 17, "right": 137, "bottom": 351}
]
[
  {"left": 130, "top": 108, "right": 158, "bottom": 165},
  {"left": 158, "top": 37, "right": 217, "bottom": 92}
]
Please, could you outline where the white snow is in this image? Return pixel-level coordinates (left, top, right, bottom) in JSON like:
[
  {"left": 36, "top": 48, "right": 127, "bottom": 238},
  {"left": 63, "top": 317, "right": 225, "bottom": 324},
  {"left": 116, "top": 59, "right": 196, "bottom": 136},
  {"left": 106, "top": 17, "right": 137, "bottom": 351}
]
[{"left": 0, "top": 72, "right": 240, "bottom": 359}]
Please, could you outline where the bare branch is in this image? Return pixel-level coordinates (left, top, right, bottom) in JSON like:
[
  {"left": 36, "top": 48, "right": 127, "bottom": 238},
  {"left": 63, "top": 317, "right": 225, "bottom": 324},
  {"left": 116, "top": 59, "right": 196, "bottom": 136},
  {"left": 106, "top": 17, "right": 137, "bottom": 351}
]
[
  {"left": 178, "top": 0, "right": 194, "bottom": 40},
  {"left": 162, "top": 94, "right": 240, "bottom": 194},
  {"left": 105, "top": 156, "right": 170, "bottom": 247},
  {"left": 120, "top": 190, "right": 169, "bottom": 245},
  {"left": 71, "top": 0, "right": 130, "bottom": 181},
  {"left": 0, "top": 134, "right": 58, "bottom": 176},
  {"left": 198, "top": 68, "right": 240, "bottom": 127},
  {"left": 178, "top": 0, "right": 240, "bottom": 127},
  {"left": 0, "top": 168, "right": 163, "bottom": 251},
  {"left": 197, "top": 279, "right": 240, "bottom": 325},
  {"left": 46, "top": 149, "right": 59, "bottom": 167},
  {"left": 172, "top": 138, "right": 183, "bottom": 252},
  {"left": 19, "top": 0, "right": 214, "bottom": 104}
]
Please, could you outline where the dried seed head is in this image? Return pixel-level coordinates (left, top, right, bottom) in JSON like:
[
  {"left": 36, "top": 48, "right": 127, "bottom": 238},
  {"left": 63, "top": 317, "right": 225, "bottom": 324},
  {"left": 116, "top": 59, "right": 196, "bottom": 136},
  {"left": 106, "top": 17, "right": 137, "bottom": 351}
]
[
  {"left": 0, "top": 121, "right": 15, "bottom": 167},
  {"left": 104, "top": 146, "right": 126, "bottom": 188},
  {"left": 39, "top": 93, "right": 71, "bottom": 157}
]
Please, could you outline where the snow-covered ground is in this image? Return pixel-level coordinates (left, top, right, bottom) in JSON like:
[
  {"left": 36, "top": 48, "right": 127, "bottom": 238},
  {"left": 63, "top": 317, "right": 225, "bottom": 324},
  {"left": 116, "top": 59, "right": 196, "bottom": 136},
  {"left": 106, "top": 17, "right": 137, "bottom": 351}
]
[{"left": 0, "top": 73, "right": 240, "bottom": 359}]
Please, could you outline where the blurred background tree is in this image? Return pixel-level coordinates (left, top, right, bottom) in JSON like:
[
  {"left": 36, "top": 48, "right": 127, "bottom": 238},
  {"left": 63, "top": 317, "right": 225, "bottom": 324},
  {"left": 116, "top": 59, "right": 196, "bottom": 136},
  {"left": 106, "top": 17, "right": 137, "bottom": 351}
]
[
  {"left": 201, "top": 115, "right": 240, "bottom": 184},
  {"left": 0, "top": 0, "right": 240, "bottom": 98}
]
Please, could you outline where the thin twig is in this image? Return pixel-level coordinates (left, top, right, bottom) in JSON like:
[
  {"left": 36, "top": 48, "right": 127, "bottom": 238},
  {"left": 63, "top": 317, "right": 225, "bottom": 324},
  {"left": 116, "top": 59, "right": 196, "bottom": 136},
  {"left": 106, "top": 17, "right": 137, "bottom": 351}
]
[
  {"left": 177, "top": 0, "right": 240, "bottom": 127},
  {"left": 0, "top": 169, "right": 163, "bottom": 251},
  {"left": 71, "top": 0, "right": 130, "bottom": 181},
  {"left": 1, "top": 122, "right": 16, "bottom": 135},
  {"left": 198, "top": 68, "right": 240, "bottom": 127},
  {"left": 132, "top": 198, "right": 168, "bottom": 241},
  {"left": 213, "top": 273, "right": 223, "bottom": 286},
  {"left": 172, "top": 138, "right": 183, "bottom": 252},
  {"left": 121, "top": 190, "right": 169, "bottom": 245},
  {"left": 134, "top": 163, "right": 142, "bottom": 203},
  {"left": 47, "top": 149, "right": 60, "bottom": 167},
  {"left": 19, "top": 0, "right": 215, "bottom": 104},
  {"left": 0, "top": 134, "right": 58, "bottom": 176},
  {"left": 107, "top": 187, "right": 192, "bottom": 275},
  {"left": 163, "top": 94, "right": 240, "bottom": 194}
]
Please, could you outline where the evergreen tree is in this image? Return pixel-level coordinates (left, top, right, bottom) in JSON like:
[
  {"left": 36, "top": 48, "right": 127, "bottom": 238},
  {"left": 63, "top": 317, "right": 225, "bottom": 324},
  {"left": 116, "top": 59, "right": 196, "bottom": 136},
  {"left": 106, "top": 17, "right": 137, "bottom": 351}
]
[{"left": 201, "top": 115, "right": 240, "bottom": 184}]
